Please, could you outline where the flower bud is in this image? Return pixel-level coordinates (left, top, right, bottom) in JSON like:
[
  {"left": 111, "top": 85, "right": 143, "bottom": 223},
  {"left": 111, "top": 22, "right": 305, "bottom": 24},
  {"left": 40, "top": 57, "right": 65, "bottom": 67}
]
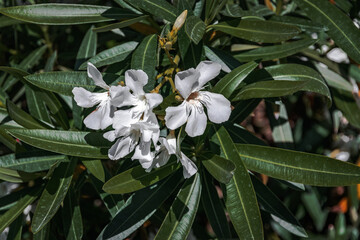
[{"left": 173, "top": 10, "right": 188, "bottom": 31}]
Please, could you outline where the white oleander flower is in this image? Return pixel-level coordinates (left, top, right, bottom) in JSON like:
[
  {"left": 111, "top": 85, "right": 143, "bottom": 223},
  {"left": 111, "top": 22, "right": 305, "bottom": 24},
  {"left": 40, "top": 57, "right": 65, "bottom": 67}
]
[
  {"left": 147, "top": 134, "right": 197, "bottom": 179},
  {"left": 165, "top": 61, "right": 231, "bottom": 137},
  {"left": 103, "top": 114, "right": 160, "bottom": 162},
  {"left": 72, "top": 62, "right": 131, "bottom": 130},
  {"left": 112, "top": 70, "right": 163, "bottom": 129}
]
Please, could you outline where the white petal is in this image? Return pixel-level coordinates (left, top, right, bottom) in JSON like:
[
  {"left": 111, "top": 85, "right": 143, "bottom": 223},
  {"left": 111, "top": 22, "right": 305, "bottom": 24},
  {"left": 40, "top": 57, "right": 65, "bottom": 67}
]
[
  {"left": 201, "top": 91, "right": 231, "bottom": 124},
  {"left": 185, "top": 104, "right": 207, "bottom": 137},
  {"left": 162, "top": 135, "right": 176, "bottom": 154},
  {"left": 103, "top": 130, "right": 117, "bottom": 142},
  {"left": 175, "top": 69, "right": 200, "bottom": 99},
  {"left": 84, "top": 102, "right": 112, "bottom": 130},
  {"left": 142, "top": 129, "right": 153, "bottom": 142},
  {"left": 145, "top": 93, "right": 163, "bottom": 109},
  {"left": 178, "top": 152, "right": 197, "bottom": 178},
  {"left": 113, "top": 109, "right": 138, "bottom": 128},
  {"left": 108, "top": 136, "right": 136, "bottom": 160},
  {"left": 87, "top": 62, "right": 108, "bottom": 90},
  {"left": 195, "top": 61, "right": 221, "bottom": 89},
  {"left": 72, "top": 87, "right": 97, "bottom": 108},
  {"left": 110, "top": 85, "right": 134, "bottom": 107},
  {"left": 125, "top": 70, "right": 147, "bottom": 96},
  {"left": 165, "top": 102, "right": 189, "bottom": 130},
  {"left": 132, "top": 141, "right": 152, "bottom": 161}
]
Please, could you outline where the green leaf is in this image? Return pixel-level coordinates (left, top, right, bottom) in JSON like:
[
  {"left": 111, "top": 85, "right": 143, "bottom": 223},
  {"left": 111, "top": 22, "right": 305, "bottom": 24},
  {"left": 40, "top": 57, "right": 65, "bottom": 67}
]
[
  {"left": 154, "top": 173, "right": 201, "bottom": 240},
  {"left": 82, "top": 159, "right": 105, "bottom": 182},
  {"left": 204, "top": 46, "right": 241, "bottom": 72},
  {"left": 301, "top": 188, "right": 329, "bottom": 231},
  {"left": 0, "top": 66, "right": 28, "bottom": 78},
  {"left": 81, "top": 41, "right": 138, "bottom": 70},
  {"left": 230, "top": 99, "right": 261, "bottom": 123},
  {"left": 7, "top": 129, "right": 110, "bottom": 159},
  {"left": 126, "top": 0, "right": 179, "bottom": 23},
  {"left": 93, "top": 15, "right": 149, "bottom": 33},
  {"left": 201, "top": 155, "right": 235, "bottom": 184},
  {"left": 270, "top": 15, "right": 327, "bottom": 32},
  {"left": 33, "top": 221, "right": 50, "bottom": 240},
  {"left": 0, "top": 4, "right": 137, "bottom": 25},
  {"left": 315, "top": 64, "right": 353, "bottom": 92},
  {"left": 236, "top": 144, "right": 360, "bottom": 186},
  {"left": 233, "top": 64, "right": 332, "bottom": 106},
  {"left": 332, "top": 88, "right": 360, "bottom": 129},
  {"left": 0, "top": 152, "right": 67, "bottom": 173},
  {"left": 75, "top": 26, "right": 97, "bottom": 70},
  {"left": 6, "top": 100, "right": 50, "bottom": 129},
  {"left": 98, "top": 170, "right": 183, "bottom": 239},
  {"left": 213, "top": 61, "right": 258, "bottom": 99},
  {"left": 103, "top": 160, "right": 180, "bottom": 194},
  {"left": 44, "top": 50, "right": 57, "bottom": 72},
  {"left": 90, "top": 174, "right": 124, "bottom": 219},
  {"left": 200, "top": 169, "right": 232, "bottom": 239},
  {"left": 24, "top": 72, "right": 94, "bottom": 96},
  {"left": 32, "top": 161, "right": 77, "bottom": 233},
  {"left": 251, "top": 174, "right": 307, "bottom": 237},
  {"left": 62, "top": 186, "right": 83, "bottom": 240},
  {"left": 131, "top": 34, "right": 158, "bottom": 91},
  {"left": 185, "top": 16, "right": 205, "bottom": 45},
  {"left": 294, "top": 0, "right": 360, "bottom": 64},
  {"left": 25, "top": 85, "right": 52, "bottom": 124},
  {"left": 7, "top": 214, "right": 23, "bottom": 240},
  {"left": 183, "top": 41, "right": 204, "bottom": 69},
  {"left": 211, "top": 126, "right": 263, "bottom": 239},
  {"left": 0, "top": 15, "right": 22, "bottom": 28},
  {"left": 210, "top": 19, "right": 301, "bottom": 43},
  {"left": 233, "top": 39, "right": 317, "bottom": 62},
  {"left": 0, "top": 186, "right": 42, "bottom": 233}
]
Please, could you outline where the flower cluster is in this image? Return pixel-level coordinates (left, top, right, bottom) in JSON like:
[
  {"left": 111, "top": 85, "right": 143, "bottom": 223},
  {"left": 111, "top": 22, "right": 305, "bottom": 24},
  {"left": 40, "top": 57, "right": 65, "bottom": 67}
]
[{"left": 72, "top": 61, "right": 231, "bottom": 178}]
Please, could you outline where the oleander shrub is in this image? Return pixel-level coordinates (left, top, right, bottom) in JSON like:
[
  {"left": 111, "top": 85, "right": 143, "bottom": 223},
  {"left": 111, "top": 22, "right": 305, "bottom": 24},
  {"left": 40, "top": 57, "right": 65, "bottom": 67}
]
[{"left": 0, "top": 0, "right": 360, "bottom": 239}]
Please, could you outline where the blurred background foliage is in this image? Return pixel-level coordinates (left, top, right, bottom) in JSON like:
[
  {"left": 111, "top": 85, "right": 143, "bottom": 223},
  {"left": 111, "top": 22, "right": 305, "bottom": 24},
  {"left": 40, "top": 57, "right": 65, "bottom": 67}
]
[{"left": 0, "top": 0, "right": 360, "bottom": 239}]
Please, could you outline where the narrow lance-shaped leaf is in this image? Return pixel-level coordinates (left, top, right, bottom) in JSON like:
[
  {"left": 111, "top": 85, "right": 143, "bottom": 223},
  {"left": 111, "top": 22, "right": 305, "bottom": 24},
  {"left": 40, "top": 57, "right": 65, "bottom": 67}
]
[
  {"left": 6, "top": 100, "right": 50, "bottom": 130},
  {"left": 211, "top": 126, "right": 263, "bottom": 239},
  {"left": 82, "top": 159, "right": 105, "bottom": 183},
  {"left": 154, "top": 173, "right": 201, "bottom": 240},
  {"left": 75, "top": 26, "right": 97, "bottom": 70},
  {"left": 210, "top": 19, "right": 301, "bottom": 43},
  {"left": 201, "top": 154, "right": 235, "bottom": 184},
  {"left": 233, "top": 64, "right": 331, "bottom": 106},
  {"left": 93, "top": 15, "right": 149, "bottom": 33},
  {"left": 25, "top": 85, "right": 52, "bottom": 124},
  {"left": 185, "top": 16, "right": 205, "bottom": 45},
  {"left": 24, "top": 72, "right": 94, "bottom": 96},
  {"left": 98, "top": 170, "right": 183, "bottom": 240},
  {"left": 32, "top": 160, "right": 77, "bottom": 233},
  {"left": 126, "top": 0, "right": 179, "bottom": 23},
  {"left": 90, "top": 173, "right": 124, "bottom": 219},
  {"left": 0, "top": 152, "right": 68, "bottom": 173},
  {"left": 131, "top": 34, "right": 158, "bottom": 91},
  {"left": 103, "top": 160, "right": 180, "bottom": 194},
  {"left": 250, "top": 174, "right": 307, "bottom": 238},
  {"left": 233, "top": 39, "right": 317, "bottom": 62},
  {"left": 213, "top": 61, "right": 258, "bottom": 99},
  {"left": 0, "top": 186, "right": 43, "bottom": 233},
  {"left": 294, "top": 0, "right": 360, "bottom": 64},
  {"left": 7, "top": 214, "right": 23, "bottom": 240},
  {"left": 7, "top": 129, "right": 111, "bottom": 159},
  {"left": 200, "top": 169, "right": 232, "bottom": 239},
  {"left": 0, "top": 4, "right": 138, "bottom": 25},
  {"left": 80, "top": 41, "right": 138, "bottom": 70},
  {"left": 62, "top": 186, "right": 83, "bottom": 240},
  {"left": 236, "top": 144, "right": 360, "bottom": 186}
]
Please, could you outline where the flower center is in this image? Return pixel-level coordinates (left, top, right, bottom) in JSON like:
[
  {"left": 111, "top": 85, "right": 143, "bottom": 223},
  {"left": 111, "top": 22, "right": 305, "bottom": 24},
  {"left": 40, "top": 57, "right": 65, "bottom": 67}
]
[{"left": 186, "top": 91, "right": 199, "bottom": 102}]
